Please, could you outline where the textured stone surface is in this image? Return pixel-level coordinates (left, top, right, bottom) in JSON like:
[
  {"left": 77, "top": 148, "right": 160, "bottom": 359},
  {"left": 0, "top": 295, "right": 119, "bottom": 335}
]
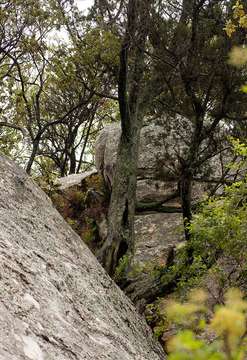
[
  {"left": 134, "top": 213, "right": 184, "bottom": 265},
  {"left": 95, "top": 123, "right": 227, "bottom": 192},
  {"left": 95, "top": 124, "right": 173, "bottom": 189},
  {"left": 136, "top": 179, "right": 178, "bottom": 204},
  {"left": 94, "top": 124, "right": 185, "bottom": 268},
  {"left": 95, "top": 125, "right": 119, "bottom": 189},
  {"left": 57, "top": 169, "right": 97, "bottom": 190},
  {"left": 94, "top": 123, "right": 221, "bottom": 204},
  {"left": 0, "top": 155, "right": 165, "bottom": 360}
]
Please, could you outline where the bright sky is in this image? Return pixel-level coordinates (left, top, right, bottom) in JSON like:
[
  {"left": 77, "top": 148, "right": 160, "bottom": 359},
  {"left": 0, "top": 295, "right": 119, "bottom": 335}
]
[
  {"left": 48, "top": 0, "right": 94, "bottom": 44},
  {"left": 75, "top": 0, "right": 94, "bottom": 11}
]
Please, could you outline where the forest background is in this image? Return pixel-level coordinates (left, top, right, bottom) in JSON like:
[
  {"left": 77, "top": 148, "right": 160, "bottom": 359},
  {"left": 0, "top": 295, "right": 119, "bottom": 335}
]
[{"left": 1, "top": 0, "right": 247, "bottom": 358}]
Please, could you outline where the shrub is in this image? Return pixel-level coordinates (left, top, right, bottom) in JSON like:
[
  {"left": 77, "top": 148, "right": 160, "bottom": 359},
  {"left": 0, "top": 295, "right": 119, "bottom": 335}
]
[{"left": 165, "top": 288, "right": 247, "bottom": 360}]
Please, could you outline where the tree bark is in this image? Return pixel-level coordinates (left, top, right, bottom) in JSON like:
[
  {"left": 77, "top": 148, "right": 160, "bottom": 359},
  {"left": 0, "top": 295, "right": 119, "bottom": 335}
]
[
  {"left": 98, "top": 0, "right": 152, "bottom": 275},
  {"left": 69, "top": 148, "right": 76, "bottom": 174},
  {"left": 25, "top": 135, "right": 41, "bottom": 175},
  {"left": 179, "top": 170, "right": 193, "bottom": 241},
  {"left": 98, "top": 130, "right": 141, "bottom": 274}
]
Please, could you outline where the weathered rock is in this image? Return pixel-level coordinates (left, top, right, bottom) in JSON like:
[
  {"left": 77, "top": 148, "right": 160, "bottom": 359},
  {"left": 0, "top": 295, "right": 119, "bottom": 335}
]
[
  {"left": 134, "top": 213, "right": 184, "bottom": 266},
  {"left": 94, "top": 124, "right": 227, "bottom": 266},
  {"left": 0, "top": 155, "right": 165, "bottom": 360},
  {"left": 95, "top": 124, "right": 174, "bottom": 190},
  {"left": 97, "top": 127, "right": 185, "bottom": 271},
  {"left": 57, "top": 169, "right": 98, "bottom": 190},
  {"left": 136, "top": 179, "right": 178, "bottom": 204},
  {"left": 54, "top": 171, "right": 184, "bottom": 273},
  {"left": 95, "top": 125, "right": 119, "bottom": 189},
  {"left": 95, "top": 123, "right": 223, "bottom": 204}
]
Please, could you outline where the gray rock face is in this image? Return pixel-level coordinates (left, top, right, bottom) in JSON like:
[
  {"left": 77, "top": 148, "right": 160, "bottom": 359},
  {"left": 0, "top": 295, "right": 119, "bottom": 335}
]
[
  {"left": 136, "top": 179, "right": 178, "bottom": 204},
  {"left": 95, "top": 123, "right": 221, "bottom": 203},
  {"left": 0, "top": 155, "right": 165, "bottom": 360},
  {"left": 95, "top": 123, "right": 174, "bottom": 189},
  {"left": 95, "top": 124, "right": 120, "bottom": 189},
  {"left": 134, "top": 213, "right": 184, "bottom": 266},
  {"left": 57, "top": 169, "right": 98, "bottom": 190},
  {"left": 95, "top": 124, "right": 186, "bottom": 269}
]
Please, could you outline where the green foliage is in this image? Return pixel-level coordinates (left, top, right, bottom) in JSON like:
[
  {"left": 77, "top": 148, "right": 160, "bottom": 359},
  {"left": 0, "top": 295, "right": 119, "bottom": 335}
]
[
  {"left": 52, "top": 186, "right": 97, "bottom": 247},
  {"left": 168, "top": 330, "right": 224, "bottom": 360},
  {"left": 83, "top": 224, "right": 97, "bottom": 245},
  {"left": 165, "top": 288, "right": 247, "bottom": 360},
  {"left": 158, "top": 140, "right": 247, "bottom": 296},
  {"left": 142, "top": 142, "right": 247, "bottom": 343},
  {"left": 224, "top": 1, "right": 247, "bottom": 92},
  {"left": 78, "top": 27, "right": 120, "bottom": 70},
  {"left": 224, "top": 1, "right": 247, "bottom": 37},
  {"left": 84, "top": 174, "right": 105, "bottom": 194},
  {"left": 187, "top": 141, "right": 247, "bottom": 289},
  {"left": 190, "top": 186, "right": 247, "bottom": 262},
  {"left": 0, "top": 0, "right": 119, "bottom": 175},
  {"left": 51, "top": 173, "right": 108, "bottom": 254},
  {"left": 145, "top": 300, "right": 168, "bottom": 341},
  {"left": 114, "top": 254, "right": 130, "bottom": 282},
  {"left": 0, "top": 128, "right": 22, "bottom": 159}
]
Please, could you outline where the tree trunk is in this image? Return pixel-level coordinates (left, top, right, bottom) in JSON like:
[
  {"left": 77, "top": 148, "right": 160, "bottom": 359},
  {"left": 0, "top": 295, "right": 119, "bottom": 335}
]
[
  {"left": 179, "top": 171, "right": 193, "bottom": 241},
  {"left": 98, "top": 0, "right": 152, "bottom": 275},
  {"left": 26, "top": 135, "right": 41, "bottom": 175},
  {"left": 69, "top": 148, "right": 76, "bottom": 174},
  {"left": 98, "top": 122, "right": 141, "bottom": 275},
  {"left": 76, "top": 117, "right": 94, "bottom": 173}
]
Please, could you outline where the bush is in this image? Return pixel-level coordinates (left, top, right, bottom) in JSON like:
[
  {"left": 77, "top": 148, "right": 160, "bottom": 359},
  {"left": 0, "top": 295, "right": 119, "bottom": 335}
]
[{"left": 165, "top": 288, "right": 247, "bottom": 360}]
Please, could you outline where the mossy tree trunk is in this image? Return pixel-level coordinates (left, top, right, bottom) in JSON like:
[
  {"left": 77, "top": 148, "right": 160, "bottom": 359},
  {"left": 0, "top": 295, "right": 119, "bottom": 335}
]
[{"left": 98, "top": 0, "right": 152, "bottom": 275}]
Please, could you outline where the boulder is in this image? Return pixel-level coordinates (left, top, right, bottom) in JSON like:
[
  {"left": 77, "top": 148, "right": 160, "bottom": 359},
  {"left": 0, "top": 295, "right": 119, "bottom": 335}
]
[
  {"left": 95, "top": 123, "right": 176, "bottom": 189},
  {"left": 57, "top": 169, "right": 98, "bottom": 190},
  {"left": 0, "top": 155, "right": 165, "bottom": 360},
  {"left": 95, "top": 123, "right": 223, "bottom": 204},
  {"left": 136, "top": 179, "right": 178, "bottom": 204},
  {"left": 94, "top": 124, "right": 201, "bottom": 270}
]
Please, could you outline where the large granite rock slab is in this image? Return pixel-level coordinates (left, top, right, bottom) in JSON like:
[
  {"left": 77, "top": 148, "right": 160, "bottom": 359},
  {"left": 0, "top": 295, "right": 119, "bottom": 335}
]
[{"left": 0, "top": 155, "right": 164, "bottom": 360}]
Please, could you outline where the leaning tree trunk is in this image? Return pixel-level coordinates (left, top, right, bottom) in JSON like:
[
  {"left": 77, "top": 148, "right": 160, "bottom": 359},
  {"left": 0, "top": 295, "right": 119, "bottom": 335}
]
[
  {"left": 98, "top": 0, "right": 152, "bottom": 275},
  {"left": 178, "top": 112, "right": 204, "bottom": 259}
]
